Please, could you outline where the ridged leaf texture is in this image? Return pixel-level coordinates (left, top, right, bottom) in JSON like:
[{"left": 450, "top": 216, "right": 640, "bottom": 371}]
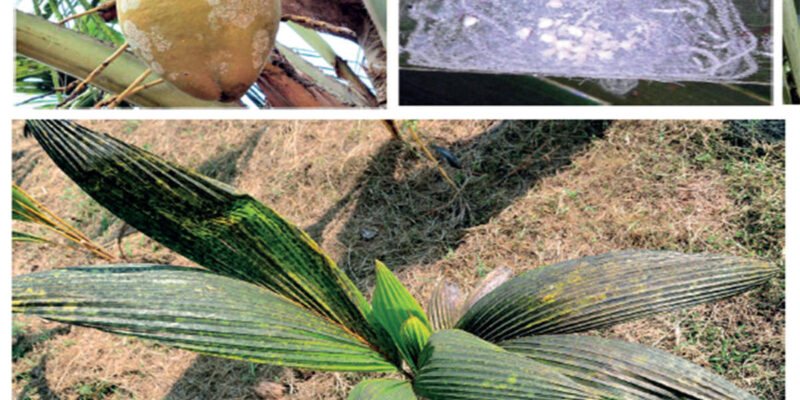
[
  {"left": 24, "top": 120, "right": 397, "bottom": 363},
  {"left": 425, "top": 280, "right": 462, "bottom": 331},
  {"left": 462, "top": 266, "right": 512, "bottom": 312},
  {"left": 12, "top": 265, "right": 397, "bottom": 372},
  {"left": 348, "top": 379, "right": 416, "bottom": 400},
  {"left": 501, "top": 335, "right": 757, "bottom": 400},
  {"left": 372, "top": 261, "right": 432, "bottom": 370},
  {"left": 414, "top": 329, "right": 610, "bottom": 400},
  {"left": 398, "top": 316, "right": 431, "bottom": 367},
  {"left": 457, "top": 250, "right": 778, "bottom": 342}
]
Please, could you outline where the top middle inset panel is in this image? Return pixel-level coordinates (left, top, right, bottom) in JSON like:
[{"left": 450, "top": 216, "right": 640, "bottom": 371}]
[{"left": 400, "top": 0, "right": 771, "bottom": 105}]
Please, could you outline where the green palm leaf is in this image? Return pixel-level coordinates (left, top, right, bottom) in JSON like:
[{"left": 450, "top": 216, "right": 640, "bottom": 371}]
[
  {"left": 348, "top": 379, "right": 416, "bottom": 400},
  {"left": 12, "top": 231, "right": 54, "bottom": 244},
  {"left": 13, "top": 264, "right": 396, "bottom": 372},
  {"left": 457, "top": 250, "right": 778, "bottom": 342},
  {"left": 501, "top": 335, "right": 756, "bottom": 400},
  {"left": 397, "top": 316, "right": 430, "bottom": 369},
  {"left": 372, "top": 261, "right": 432, "bottom": 370},
  {"left": 12, "top": 183, "right": 52, "bottom": 225},
  {"left": 24, "top": 119, "right": 398, "bottom": 364},
  {"left": 413, "top": 329, "right": 609, "bottom": 400},
  {"left": 13, "top": 182, "right": 115, "bottom": 260}
]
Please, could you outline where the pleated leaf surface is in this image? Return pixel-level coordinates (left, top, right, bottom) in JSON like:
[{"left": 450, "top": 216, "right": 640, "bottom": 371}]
[
  {"left": 413, "top": 329, "right": 610, "bottom": 400},
  {"left": 398, "top": 316, "right": 431, "bottom": 368},
  {"left": 457, "top": 250, "right": 778, "bottom": 342},
  {"left": 462, "top": 266, "right": 512, "bottom": 312},
  {"left": 372, "top": 261, "right": 432, "bottom": 370},
  {"left": 425, "top": 280, "right": 462, "bottom": 331},
  {"left": 348, "top": 379, "right": 416, "bottom": 400},
  {"left": 24, "top": 120, "right": 397, "bottom": 362},
  {"left": 501, "top": 335, "right": 757, "bottom": 400},
  {"left": 12, "top": 264, "right": 396, "bottom": 372}
]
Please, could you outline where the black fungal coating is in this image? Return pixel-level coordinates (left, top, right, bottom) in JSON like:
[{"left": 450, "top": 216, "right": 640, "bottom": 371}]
[
  {"left": 13, "top": 265, "right": 396, "bottom": 371},
  {"left": 23, "top": 120, "right": 400, "bottom": 366},
  {"left": 457, "top": 250, "right": 778, "bottom": 342},
  {"left": 501, "top": 335, "right": 758, "bottom": 400}
]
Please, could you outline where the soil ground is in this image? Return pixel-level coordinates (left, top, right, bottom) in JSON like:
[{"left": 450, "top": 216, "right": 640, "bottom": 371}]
[{"left": 12, "top": 120, "right": 785, "bottom": 399}]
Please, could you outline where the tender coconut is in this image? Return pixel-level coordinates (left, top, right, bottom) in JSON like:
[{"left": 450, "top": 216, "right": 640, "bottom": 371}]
[{"left": 118, "top": 0, "right": 281, "bottom": 102}]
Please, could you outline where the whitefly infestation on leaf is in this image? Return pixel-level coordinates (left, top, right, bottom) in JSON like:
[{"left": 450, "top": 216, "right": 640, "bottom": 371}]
[{"left": 403, "top": 0, "right": 769, "bottom": 94}]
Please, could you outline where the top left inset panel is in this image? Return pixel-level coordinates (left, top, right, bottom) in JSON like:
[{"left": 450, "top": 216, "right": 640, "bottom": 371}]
[{"left": 14, "top": 0, "right": 387, "bottom": 108}]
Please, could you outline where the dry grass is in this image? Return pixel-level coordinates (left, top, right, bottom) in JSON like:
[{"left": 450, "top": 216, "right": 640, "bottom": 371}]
[{"left": 12, "top": 120, "right": 784, "bottom": 399}]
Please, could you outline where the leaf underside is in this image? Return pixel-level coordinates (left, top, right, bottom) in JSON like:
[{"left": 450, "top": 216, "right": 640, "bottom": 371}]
[
  {"left": 24, "top": 120, "right": 397, "bottom": 362},
  {"left": 426, "top": 280, "right": 462, "bottom": 331},
  {"left": 502, "top": 335, "right": 757, "bottom": 400},
  {"left": 462, "top": 265, "right": 513, "bottom": 312},
  {"left": 348, "top": 379, "right": 416, "bottom": 400},
  {"left": 457, "top": 250, "right": 778, "bottom": 342},
  {"left": 414, "top": 330, "right": 607, "bottom": 400},
  {"left": 13, "top": 265, "right": 397, "bottom": 372}
]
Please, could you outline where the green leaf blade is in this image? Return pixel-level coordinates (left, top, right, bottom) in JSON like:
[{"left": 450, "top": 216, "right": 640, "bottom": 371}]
[
  {"left": 348, "top": 379, "right": 416, "bottom": 400},
  {"left": 413, "top": 330, "right": 608, "bottom": 400},
  {"left": 12, "top": 183, "right": 53, "bottom": 227},
  {"left": 457, "top": 250, "right": 779, "bottom": 342},
  {"left": 372, "top": 261, "right": 432, "bottom": 369},
  {"left": 12, "top": 231, "right": 53, "bottom": 244},
  {"left": 25, "top": 120, "right": 397, "bottom": 363},
  {"left": 502, "top": 335, "right": 756, "bottom": 400},
  {"left": 13, "top": 265, "right": 397, "bottom": 372},
  {"left": 398, "top": 316, "right": 431, "bottom": 368}
]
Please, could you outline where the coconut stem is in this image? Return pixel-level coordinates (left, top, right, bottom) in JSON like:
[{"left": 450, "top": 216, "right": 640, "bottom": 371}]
[
  {"left": 100, "top": 68, "right": 152, "bottom": 109},
  {"left": 58, "top": 42, "right": 130, "bottom": 108},
  {"left": 125, "top": 78, "right": 166, "bottom": 97}
]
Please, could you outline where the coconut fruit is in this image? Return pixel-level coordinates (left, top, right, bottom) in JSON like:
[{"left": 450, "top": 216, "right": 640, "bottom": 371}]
[{"left": 117, "top": 0, "right": 281, "bottom": 102}]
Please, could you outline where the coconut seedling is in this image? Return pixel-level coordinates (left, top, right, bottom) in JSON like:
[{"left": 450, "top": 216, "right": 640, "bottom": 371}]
[
  {"left": 16, "top": 0, "right": 385, "bottom": 108},
  {"left": 13, "top": 120, "right": 779, "bottom": 399}
]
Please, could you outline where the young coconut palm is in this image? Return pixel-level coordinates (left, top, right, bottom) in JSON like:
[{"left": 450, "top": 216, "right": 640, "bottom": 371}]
[{"left": 13, "top": 120, "right": 779, "bottom": 399}]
